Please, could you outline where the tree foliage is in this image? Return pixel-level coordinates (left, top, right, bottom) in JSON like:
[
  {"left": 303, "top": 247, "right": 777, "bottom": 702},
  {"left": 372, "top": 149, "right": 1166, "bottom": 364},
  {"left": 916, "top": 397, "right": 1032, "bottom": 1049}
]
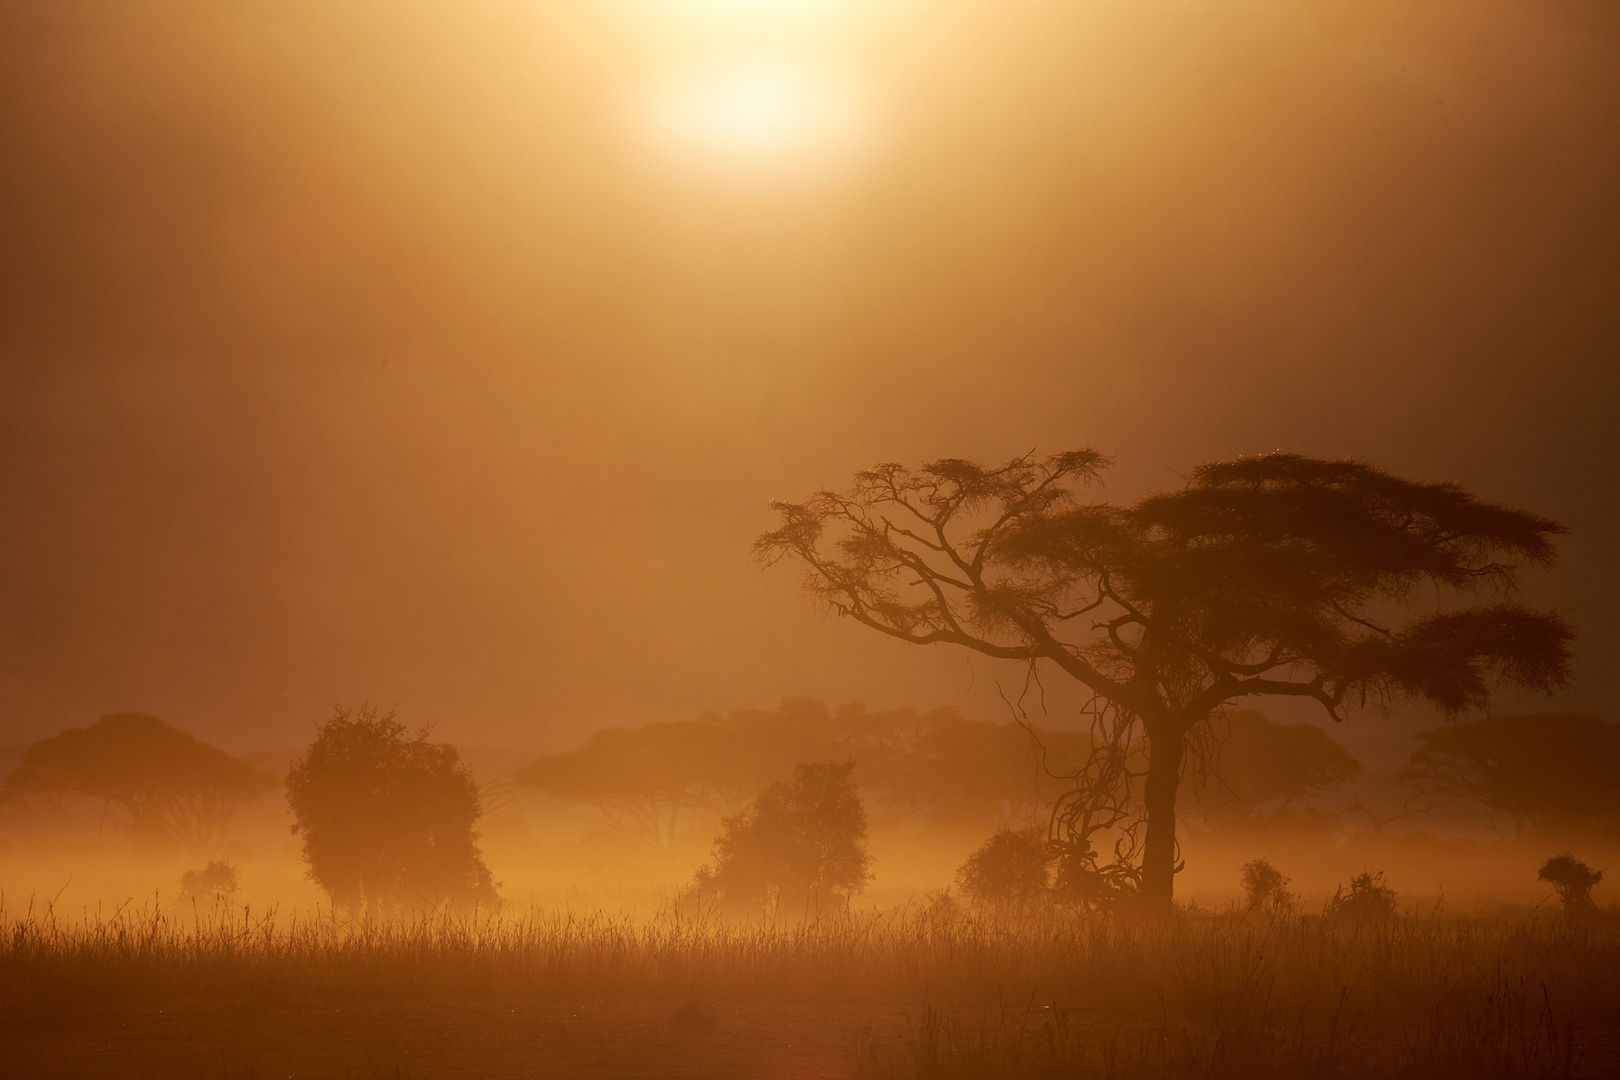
[
  {"left": 1399, "top": 713, "right": 1620, "bottom": 838},
  {"left": 694, "top": 761, "right": 872, "bottom": 909},
  {"left": 285, "top": 704, "right": 496, "bottom": 914},
  {"left": 2, "top": 713, "right": 275, "bottom": 854},
  {"left": 758, "top": 451, "right": 1571, "bottom": 906}
]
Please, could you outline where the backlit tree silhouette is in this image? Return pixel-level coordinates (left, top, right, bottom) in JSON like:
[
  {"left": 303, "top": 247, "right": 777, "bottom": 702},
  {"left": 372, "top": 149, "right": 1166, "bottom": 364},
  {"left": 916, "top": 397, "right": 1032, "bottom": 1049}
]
[{"left": 758, "top": 452, "right": 1572, "bottom": 908}]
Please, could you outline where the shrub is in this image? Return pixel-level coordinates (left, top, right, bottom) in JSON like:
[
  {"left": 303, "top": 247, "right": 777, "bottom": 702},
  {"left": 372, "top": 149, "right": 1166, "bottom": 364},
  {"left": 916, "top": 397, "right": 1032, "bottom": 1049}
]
[
  {"left": 1538, "top": 853, "right": 1603, "bottom": 911},
  {"left": 1326, "top": 871, "right": 1396, "bottom": 924},
  {"left": 178, "top": 860, "right": 239, "bottom": 905},
  {"left": 956, "top": 826, "right": 1054, "bottom": 912},
  {"left": 1238, "top": 858, "right": 1296, "bottom": 915}
]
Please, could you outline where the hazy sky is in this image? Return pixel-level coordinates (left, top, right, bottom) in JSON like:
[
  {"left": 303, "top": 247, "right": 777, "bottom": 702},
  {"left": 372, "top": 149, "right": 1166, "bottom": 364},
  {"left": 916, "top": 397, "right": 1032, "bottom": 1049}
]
[{"left": 2, "top": 0, "right": 1616, "bottom": 758}]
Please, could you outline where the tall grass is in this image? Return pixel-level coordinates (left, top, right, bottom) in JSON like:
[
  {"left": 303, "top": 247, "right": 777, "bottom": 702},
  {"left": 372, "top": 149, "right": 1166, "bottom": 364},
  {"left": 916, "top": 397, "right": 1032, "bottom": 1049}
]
[{"left": 2, "top": 897, "right": 1616, "bottom": 1077}]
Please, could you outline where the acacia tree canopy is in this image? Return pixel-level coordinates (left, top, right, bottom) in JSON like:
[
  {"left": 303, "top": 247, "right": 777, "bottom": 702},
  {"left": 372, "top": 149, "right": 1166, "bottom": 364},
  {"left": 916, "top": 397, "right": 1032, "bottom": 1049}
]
[
  {"left": 758, "top": 451, "right": 1573, "bottom": 907},
  {"left": 1193, "top": 709, "right": 1361, "bottom": 823},
  {"left": 1400, "top": 713, "right": 1620, "bottom": 838},
  {"left": 286, "top": 704, "right": 496, "bottom": 913},
  {"left": 2, "top": 712, "right": 275, "bottom": 855}
]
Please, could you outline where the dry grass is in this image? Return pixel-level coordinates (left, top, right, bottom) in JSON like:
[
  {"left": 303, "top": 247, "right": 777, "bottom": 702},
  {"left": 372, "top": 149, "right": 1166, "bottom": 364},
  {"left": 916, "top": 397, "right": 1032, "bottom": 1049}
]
[{"left": 2, "top": 897, "right": 1617, "bottom": 1077}]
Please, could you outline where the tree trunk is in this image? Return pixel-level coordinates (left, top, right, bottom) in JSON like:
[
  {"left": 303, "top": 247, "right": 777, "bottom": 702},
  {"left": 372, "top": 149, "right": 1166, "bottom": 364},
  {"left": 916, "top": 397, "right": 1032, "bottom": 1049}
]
[{"left": 1140, "top": 725, "right": 1184, "bottom": 909}]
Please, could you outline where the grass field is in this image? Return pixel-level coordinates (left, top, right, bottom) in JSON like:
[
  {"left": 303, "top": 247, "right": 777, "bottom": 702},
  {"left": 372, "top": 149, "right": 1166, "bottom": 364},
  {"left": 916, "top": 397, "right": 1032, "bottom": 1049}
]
[{"left": 3, "top": 899, "right": 1618, "bottom": 1078}]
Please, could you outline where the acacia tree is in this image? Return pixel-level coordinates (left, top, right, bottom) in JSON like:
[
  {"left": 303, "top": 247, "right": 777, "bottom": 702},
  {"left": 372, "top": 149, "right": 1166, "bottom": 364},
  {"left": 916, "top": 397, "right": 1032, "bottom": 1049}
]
[
  {"left": 1191, "top": 709, "right": 1361, "bottom": 830},
  {"left": 757, "top": 452, "right": 1572, "bottom": 908},
  {"left": 515, "top": 700, "right": 838, "bottom": 848},
  {"left": 3, "top": 713, "right": 276, "bottom": 855},
  {"left": 1399, "top": 713, "right": 1620, "bottom": 837}
]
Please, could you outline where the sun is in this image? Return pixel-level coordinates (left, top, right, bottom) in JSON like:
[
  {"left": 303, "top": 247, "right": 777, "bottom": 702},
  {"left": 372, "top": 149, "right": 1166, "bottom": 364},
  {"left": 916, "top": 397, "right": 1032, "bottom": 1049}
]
[{"left": 648, "top": 62, "right": 870, "bottom": 169}]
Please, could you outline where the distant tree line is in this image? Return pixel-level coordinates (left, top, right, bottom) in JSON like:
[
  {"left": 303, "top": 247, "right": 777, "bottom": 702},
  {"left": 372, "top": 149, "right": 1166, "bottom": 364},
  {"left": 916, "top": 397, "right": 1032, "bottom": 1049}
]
[
  {"left": 6, "top": 702, "right": 1619, "bottom": 917},
  {"left": 518, "top": 699, "right": 1376, "bottom": 847},
  {"left": 514, "top": 698, "right": 1093, "bottom": 847}
]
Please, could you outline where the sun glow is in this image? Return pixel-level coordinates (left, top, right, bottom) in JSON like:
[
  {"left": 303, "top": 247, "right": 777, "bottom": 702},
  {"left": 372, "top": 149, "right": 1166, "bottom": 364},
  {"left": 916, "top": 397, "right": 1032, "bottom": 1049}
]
[{"left": 648, "top": 62, "right": 871, "bottom": 168}]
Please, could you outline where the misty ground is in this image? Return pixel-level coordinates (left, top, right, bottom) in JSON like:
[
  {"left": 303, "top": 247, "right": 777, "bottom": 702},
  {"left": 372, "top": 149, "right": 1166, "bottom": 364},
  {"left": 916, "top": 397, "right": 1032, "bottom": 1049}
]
[
  {"left": 6, "top": 786, "right": 1620, "bottom": 1080},
  {"left": 4, "top": 721, "right": 1618, "bottom": 1080}
]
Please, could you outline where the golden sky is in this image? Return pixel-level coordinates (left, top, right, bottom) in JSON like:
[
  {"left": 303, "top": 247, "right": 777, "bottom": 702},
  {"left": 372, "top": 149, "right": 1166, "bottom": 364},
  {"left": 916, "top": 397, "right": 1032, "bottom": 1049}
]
[{"left": 1, "top": 0, "right": 1616, "bottom": 756}]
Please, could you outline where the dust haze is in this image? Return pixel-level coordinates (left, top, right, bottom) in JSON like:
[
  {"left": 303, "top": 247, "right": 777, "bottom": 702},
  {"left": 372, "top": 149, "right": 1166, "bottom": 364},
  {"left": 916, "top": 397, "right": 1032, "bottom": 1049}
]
[{"left": 2, "top": 1, "right": 1618, "bottom": 1077}]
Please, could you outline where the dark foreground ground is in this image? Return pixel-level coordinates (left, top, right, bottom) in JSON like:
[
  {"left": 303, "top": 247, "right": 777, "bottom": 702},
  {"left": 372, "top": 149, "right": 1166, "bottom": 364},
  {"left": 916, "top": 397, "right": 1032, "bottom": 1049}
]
[
  {"left": 6, "top": 999, "right": 1620, "bottom": 1080},
  {"left": 3, "top": 1000, "right": 908, "bottom": 1080}
]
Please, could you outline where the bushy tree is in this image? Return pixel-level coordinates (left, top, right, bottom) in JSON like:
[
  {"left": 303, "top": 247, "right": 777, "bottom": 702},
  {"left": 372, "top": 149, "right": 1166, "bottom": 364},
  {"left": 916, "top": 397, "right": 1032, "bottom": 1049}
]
[
  {"left": 1401, "top": 714, "right": 1620, "bottom": 838},
  {"left": 286, "top": 704, "right": 496, "bottom": 914},
  {"left": 1538, "top": 854, "right": 1602, "bottom": 911},
  {"left": 956, "top": 826, "right": 1054, "bottom": 912},
  {"left": 1239, "top": 858, "right": 1296, "bottom": 915},
  {"left": 2, "top": 713, "right": 275, "bottom": 854},
  {"left": 759, "top": 452, "right": 1572, "bottom": 907},
  {"left": 694, "top": 761, "right": 872, "bottom": 910}
]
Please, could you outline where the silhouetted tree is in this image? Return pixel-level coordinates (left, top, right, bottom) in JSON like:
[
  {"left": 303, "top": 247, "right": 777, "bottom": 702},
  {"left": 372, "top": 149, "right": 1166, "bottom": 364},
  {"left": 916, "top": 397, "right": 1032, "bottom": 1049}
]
[
  {"left": 956, "top": 826, "right": 1054, "bottom": 912},
  {"left": 879, "top": 713, "right": 1089, "bottom": 830},
  {"left": 285, "top": 704, "right": 496, "bottom": 914},
  {"left": 759, "top": 452, "right": 1572, "bottom": 908},
  {"left": 2, "top": 713, "right": 276, "bottom": 854},
  {"left": 1193, "top": 710, "right": 1361, "bottom": 830},
  {"left": 1400, "top": 714, "right": 1620, "bottom": 838},
  {"left": 1538, "top": 854, "right": 1602, "bottom": 911},
  {"left": 694, "top": 760, "right": 872, "bottom": 910}
]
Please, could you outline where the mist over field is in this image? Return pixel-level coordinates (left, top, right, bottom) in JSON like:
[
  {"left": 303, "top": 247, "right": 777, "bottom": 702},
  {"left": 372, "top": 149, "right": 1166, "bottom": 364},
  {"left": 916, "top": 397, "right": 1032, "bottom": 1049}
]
[{"left": 2, "top": 0, "right": 1618, "bottom": 1077}]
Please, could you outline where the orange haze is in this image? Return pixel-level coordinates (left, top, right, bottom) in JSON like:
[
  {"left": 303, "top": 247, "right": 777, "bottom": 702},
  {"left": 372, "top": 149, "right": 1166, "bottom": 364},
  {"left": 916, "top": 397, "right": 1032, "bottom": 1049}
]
[{"left": 1, "top": 0, "right": 1616, "bottom": 768}]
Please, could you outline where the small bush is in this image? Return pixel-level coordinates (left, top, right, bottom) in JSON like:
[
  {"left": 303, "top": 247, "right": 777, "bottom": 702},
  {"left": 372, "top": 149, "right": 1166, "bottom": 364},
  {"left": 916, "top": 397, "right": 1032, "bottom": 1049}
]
[
  {"left": 1539, "top": 853, "right": 1603, "bottom": 911},
  {"left": 179, "top": 860, "right": 239, "bottom": 905},
  {"left": 1238, "top": 858, "right": 1296, "bottom": 915},
  {"left": 1326, "top": 870, "right": 1396, "bottom": 924}
]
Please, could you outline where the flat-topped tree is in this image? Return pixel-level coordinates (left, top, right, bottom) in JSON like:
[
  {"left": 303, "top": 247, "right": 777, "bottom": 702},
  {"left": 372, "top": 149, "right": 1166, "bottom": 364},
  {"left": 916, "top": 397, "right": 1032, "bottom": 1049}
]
[
  {"left": 3, "top": 713, "right": 276, "bottom": 856},
  {"left": 757, "top": 452, "right": 1573, "bottom": 908}
]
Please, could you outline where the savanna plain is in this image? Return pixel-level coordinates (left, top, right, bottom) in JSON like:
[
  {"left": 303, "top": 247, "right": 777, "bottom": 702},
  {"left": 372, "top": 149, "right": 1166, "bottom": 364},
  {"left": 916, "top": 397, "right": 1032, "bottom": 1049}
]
[{"left": 5, "top": 894, "right": 1620, "bottom": 1079}]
